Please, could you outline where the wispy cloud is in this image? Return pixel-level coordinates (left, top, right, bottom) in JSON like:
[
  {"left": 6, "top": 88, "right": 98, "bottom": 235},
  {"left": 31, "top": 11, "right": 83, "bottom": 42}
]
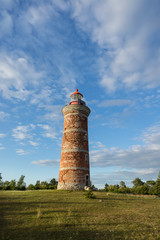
[
  {"left": 43, "top": 105, "right": 63, "bottom": 122},
  {"left": 91, "top": 122, "right": 160, "bottom": 170},
  {"left": 38, "top": 124, "right": 57, "bottom": 139},
  {"left": 29, "top": 140, "right": 39, "bottom": 147},
  {"left": 98, "top": 99, "right": 134, "bottom": 107},
  {"left": 0, "top": 143, "right": 5, "bottom": 150},
  {"left": 0, "top": 133, "right": 6, "bottom": 138},
  {"left": 0, "top": 9, "right": 13, "bottom": 39},
  {"left": 16, "top": 149, "right": 29, "bottom": 155},
  {"left": 0, "top": 111, "right": 10, "bottom": 121},
  {"left": 140, "top": 123, "right": 160, "bottom": 146},
  {"left": 0, "top": 1, "right": 78, "bottom": 110},
  {"left": 70, "top": 0, "right": 160, "bottom": 92},
  {"left": 0, "top": 147, "right": 5, "bottom": 150},
  {"left": 90, "top": 144, "right": 160, "bottom": 169},
  {"left": 0, "top": 51, "right": 44, "bottom": 100},
  {"left": 12, "top": 123, "right": 59, "bottom": 147},
  {"left": 12, "top": 125, "right": 34, "bottom": 141},
  {"left": 31, "top": 159, "right": 59, "bottom": 166}
]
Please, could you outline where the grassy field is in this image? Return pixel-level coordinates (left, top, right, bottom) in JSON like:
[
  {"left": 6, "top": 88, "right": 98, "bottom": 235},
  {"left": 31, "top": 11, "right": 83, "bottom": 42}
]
[{"left": 0, "top": 190, "right": 160, "bottom": 240}]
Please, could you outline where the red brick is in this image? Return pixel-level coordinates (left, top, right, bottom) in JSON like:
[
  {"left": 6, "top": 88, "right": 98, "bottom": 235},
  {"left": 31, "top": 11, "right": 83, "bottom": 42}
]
[{"left": 57, "top": 104, "right": 91, "bottom": 190}]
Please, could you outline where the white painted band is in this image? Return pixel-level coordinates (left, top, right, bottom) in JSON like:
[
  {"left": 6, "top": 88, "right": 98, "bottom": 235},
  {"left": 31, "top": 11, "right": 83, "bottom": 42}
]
[
  {"left": 64, "top": 112, "right": 87, "bottom": 118},
  {"left": 60, "top": 167, "right": 89, "bottom": 171},
  {"left": 63, "top": 128, "right": 87, "bottom": 133},
  {"left": 62, "top": 148, "right": 88, "bottom": 153}
]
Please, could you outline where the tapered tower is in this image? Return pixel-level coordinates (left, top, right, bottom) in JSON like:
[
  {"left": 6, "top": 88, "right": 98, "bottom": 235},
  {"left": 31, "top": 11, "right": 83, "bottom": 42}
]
[{"left": 58, "top": 89, "right": 91, "bottom": 190}]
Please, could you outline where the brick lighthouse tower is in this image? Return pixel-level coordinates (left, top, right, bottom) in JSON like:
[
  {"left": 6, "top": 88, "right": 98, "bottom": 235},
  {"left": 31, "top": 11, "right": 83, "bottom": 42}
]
[{"left": 57, "top": 89, "right": 91, "bottom": 190}]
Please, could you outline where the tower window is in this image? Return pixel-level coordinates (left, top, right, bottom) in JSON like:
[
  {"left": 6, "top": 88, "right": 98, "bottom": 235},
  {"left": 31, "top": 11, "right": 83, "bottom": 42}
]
[
  {"left": 84, "top": 133, "right": 88, "bottom": 141},
  {"left": 86, "top": 175, "right": 89, "bottom": 186},
  {"left": 85, "top": 154, "right": 89, "bottom": 162}
]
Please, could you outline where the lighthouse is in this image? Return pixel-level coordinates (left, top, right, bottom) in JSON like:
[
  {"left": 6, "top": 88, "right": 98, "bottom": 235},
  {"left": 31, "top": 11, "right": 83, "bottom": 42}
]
[{"left": 57, "top": 89, "right": 91, "bottom": 190}]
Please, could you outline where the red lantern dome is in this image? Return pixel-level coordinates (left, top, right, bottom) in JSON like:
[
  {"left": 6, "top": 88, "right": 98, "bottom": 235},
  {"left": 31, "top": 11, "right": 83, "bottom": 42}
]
[{"left": 70, "top": 89, "right": 85, "bottom": 105}]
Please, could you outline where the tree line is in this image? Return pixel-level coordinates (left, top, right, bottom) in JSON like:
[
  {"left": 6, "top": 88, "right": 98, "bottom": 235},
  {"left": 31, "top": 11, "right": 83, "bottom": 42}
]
[
  {"left": 104, "top": 171, "right": 160, "bottom": 196},
  {"left": 0, "top": 174, "right": 58, "bottom": 190},
  {"left": 0, "top": 172, "right": 160, "bottom": 196}
]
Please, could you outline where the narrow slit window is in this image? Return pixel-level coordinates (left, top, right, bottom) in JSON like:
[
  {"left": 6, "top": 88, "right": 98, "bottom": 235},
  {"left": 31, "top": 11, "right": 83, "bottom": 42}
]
[{"left": 85, "top": 154, "right": 89, "bottom": 162}]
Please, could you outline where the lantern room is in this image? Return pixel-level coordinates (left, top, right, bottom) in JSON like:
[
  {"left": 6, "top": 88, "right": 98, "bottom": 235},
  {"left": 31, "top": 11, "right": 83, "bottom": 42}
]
[{"left": 70, "top": 89, "right": 86, "bottom": 105}]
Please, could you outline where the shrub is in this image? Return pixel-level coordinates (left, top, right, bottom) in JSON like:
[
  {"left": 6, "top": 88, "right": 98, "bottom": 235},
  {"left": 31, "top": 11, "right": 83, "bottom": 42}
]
[
  {"left": 108, "top": 185, "right": 119, "bottom": 193},
  {"left": 27, "top": 184, "right": 35, "bottom": 190},
  {"left": 119, "top": 186, "right": 131, "bottom": 194},
  {"left": 84, "top": 189, "right": 96, "bottom": 199},
  {"left": 131, "top": 185, "right": 149, "bottom": 195}
]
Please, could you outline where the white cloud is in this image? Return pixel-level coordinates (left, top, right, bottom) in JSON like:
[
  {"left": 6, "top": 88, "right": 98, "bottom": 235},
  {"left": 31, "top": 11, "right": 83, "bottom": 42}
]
[
  {"left": 70, "top": 0, "right": 160, "bottom": 92},
  {"left": 91, "top": 167, "right": 158, "bottom": 188},
  {"left": 0, "top": 1, "right": 77, "bottom": 107},
  {"left": 30, "top": 87, "right": 54, "bottom": 105},
  {"left": 12, "top": 125, "right": 34, "bottom": 141},
  {"left": 12, "top": 123, "right": 58, "bottom": 145},
  {"left": 25, "top": 5, "right": 55, "bottom": 28},
  {"left": 52, "top": 0, "right": 69, "bottom": 11},
  {"left": 38, "top": 124, "right": 57, "bottom": 139},
  {"left": 0, "top": 133, "right": 6, "bottom": 138},
  {"left": 16, "top": 149, "right": 28, "bottom": 155},
  {"left": 90, "top": 122, "right": 160, "bottom": 170},
  {"left": 141, "top": 123, "right": 160, "bottom": 145},
  {"left": 0, "top": 143, "right": 5, "bottom": 150},
  {"left": 0, "top": 111, "right": 10, "bottom": 121},
  {"left": 90, "top": 144, "right": 160, "bottom": 169},
  {"left": 31, "top": 159, "right": 59, "bottom": 166},
  {"left": 0, "top": 147, "right": 5, "bottom": 150},
  {"left": 135, "top": 168, "right": 156, "bottom": 175},
  {"left": 0, "top": 10, "right": 13, "bottom": 38},
  {"left": 0, "top": 51, "right": 44, "bottom": 100},
  {"left": 29, "top": 141, "right": 39, "bottom": 147},
  {"left": 98, "top": 99, "right": 133, "bottom": 107},
  {"left": 43, "top": 105, "right": 62, "bottom": 122}
]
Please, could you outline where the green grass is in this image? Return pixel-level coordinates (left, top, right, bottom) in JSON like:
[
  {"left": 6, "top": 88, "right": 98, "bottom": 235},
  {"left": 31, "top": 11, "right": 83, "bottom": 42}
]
[{"left": 0, "top": 190, "right": 160, "bottom": 240}]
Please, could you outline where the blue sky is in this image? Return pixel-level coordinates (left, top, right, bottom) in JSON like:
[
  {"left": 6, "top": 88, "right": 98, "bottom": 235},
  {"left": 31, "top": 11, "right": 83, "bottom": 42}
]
[{"left": 0, "top": 0, "right": 160, "bottom": 188}]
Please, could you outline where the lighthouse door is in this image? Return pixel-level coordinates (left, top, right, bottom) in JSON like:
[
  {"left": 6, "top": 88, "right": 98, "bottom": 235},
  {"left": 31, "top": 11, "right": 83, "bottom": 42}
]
[{"left": 85, "top": 175, "right": 89, "bottom": 186}]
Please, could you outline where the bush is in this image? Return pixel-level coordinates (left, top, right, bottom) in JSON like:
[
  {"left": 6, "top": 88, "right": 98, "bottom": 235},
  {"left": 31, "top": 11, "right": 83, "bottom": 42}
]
[
  {"left": 84, "top": 189, "right": 96, "bottom": 199},
  {"left": 131, "top": 185, "right": 149, "bottom": 195},
  {"left": 118, "top": 186, "right": 131, "bottom": 194},
  {"left": 108, "top": 185, "right": 119, "bottom": 193},
  {"left": 27, "top": 184, "right": 35, "bottom": 190}
]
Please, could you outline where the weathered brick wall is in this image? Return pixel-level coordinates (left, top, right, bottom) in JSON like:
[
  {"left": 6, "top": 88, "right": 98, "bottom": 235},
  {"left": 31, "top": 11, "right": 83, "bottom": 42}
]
[{"left": 57, "top": 104, "right": 91, "bottom": 190}]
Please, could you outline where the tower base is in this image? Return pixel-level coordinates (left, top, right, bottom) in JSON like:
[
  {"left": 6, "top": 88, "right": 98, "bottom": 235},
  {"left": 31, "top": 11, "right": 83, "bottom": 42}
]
[{"left": 57, "top": 182, "right": 90, "bottom": 190}]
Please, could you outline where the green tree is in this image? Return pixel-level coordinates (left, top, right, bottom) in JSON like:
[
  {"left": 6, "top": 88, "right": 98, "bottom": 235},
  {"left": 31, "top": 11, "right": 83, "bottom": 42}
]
[
  {"left": 146, "top": 180, "right": 156, "bottom": 187},
  {"left": 34, "top": 180, "right": 41, "bottom": 190},
  {"left": 0, "top": 173, "right": 3, "bottom": 190},
  {"left": 135, "top": 185, "right": 149, "bottom": 195},
  {"left": 146, "top": 180, "right": 156, "bottom": 195},
  {"left": 3, "top": 181, "right": 11, "bottom": 190},
  {"left": 120, "top": 181, "right": 126, "bottom": 188},
  {"left": 132, "top": 178, "right": 144, "bottom": 188},
  {"left": 155, "top": 171, "right": 160, "bottom": 196},
  {"left": 27, "top": 184, "right": 35, "bottom": 190},
  {"left": 17, "top": 175, "right": 26, "bottom": 190},
  {"left": 119, "top": 186, "right": 131, "bottom": 193},
  {"left": 49, "top": 178, "right": 58, "bottom": 189},
  {"left": 40, "top": 181, "right": 49, "bottom": 189},
  {"left": 104, "top": 183, "right": 109, "bottom": 191},
  {"left": 108, "top": 184, "right": 119, "bottom": 193},
  {"left": 9, "top": 180, "right": 16, "bottom": 190}
]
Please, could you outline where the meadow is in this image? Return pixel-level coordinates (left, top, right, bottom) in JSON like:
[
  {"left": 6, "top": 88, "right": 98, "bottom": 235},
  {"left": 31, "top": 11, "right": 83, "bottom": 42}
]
[{"left": 0, "top": 190, "right": 160, "bottom": 240}]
